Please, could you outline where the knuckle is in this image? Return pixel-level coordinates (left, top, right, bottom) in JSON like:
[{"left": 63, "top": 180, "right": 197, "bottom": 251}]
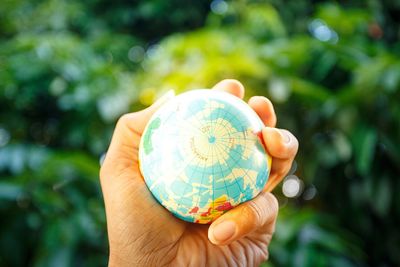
[
  {"left": 245, "top": 198, "right": 267, "bottom": 228},
  {"left": 270, "top": 116, "right": 277, "bottom": 127},
  {"left": 279, "top": 164, "right": 292, "bottom": 178},
  {"left": 266, "top": 193, "right": 279, "bottom": 215},
  {"left": 116, "top": 113, "right": 141, "bottom": 135},
  {"left": 116, "top": 114, "right": 131, "bottom": 128},
  {"left": 257, "top": 246, "right": 270, "bottom": 264},
  {"left": 259, "top": 192, "right": 279, "bottom": 224}
]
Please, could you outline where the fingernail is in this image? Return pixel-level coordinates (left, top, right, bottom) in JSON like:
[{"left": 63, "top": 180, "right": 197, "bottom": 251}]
[
  {"left": 279, "top": 129, "right": 291, "bottom": 144},
  {"left": 212, "top": 221, "right": 237, "bottom": 242}
]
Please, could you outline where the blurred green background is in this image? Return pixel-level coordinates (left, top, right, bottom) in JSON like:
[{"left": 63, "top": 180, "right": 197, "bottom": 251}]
[{"left": 1, "top": 0, "right": 399, "bottom": 266}]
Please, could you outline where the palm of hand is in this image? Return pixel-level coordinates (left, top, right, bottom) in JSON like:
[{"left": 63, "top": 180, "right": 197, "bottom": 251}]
[
  {"left": 106, "top": 146, "right": 272, "bottom": 266},
  {"left": 100, "top": 80, "right": 298, "bottom": 267}
]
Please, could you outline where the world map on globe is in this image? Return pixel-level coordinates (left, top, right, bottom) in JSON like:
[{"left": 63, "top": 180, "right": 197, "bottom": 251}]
[{"left": 139, "top": 90, "right": 272, "bottom": 224}]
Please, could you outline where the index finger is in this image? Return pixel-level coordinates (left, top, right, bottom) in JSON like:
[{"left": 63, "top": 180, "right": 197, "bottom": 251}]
[
  {"left": 262, "top": 127, "right": 298, "bottom": 160},
  {"left": 212, "top": 79, "right": 245, "bottom": 99}
]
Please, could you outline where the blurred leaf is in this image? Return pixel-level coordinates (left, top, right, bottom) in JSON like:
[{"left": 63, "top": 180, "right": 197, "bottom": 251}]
[
  {"left": 352, "top": 126, "right": 377, "bottom": 176},
  {"left": 1, "top": 1, "right": 400, "bottom": 266},
  {"left": 0, "top": 182, "right": 22, "bottom": 200}
]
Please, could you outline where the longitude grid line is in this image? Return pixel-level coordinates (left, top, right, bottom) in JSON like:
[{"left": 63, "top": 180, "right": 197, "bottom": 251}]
[
  {"left": 175, "top": 99, "right": 214, "bottom": 214},
  {"left": 192, "top": 134, "right": 212, "bottom": 214},
  {"left": 212, "top": 137, "right": 238, "bottom": 174},
  {"left": 209, "top": 99, "right": 223, "bottom": 138},
  {"left": 209, "top": 106, "right": 259, "bottom": 193},
  {"left": 209, "top": 100, "right": 217, "bottom": 212},
  {"left": 205, "top": 101, "right": 243, "bottom": 201},
  {"left": 210, "top": 118, "right": 261, "bottom": 180},
  {"left": 186, "top": 100, "right": 211, "bottom": 143},
  {"left": 216, "top": 121, "right": 259, "bottom": 166},
  {"left": 211, "top": 112, "right": 236, "bottom": 177},
  {"left": 215, "top": 109, "right": 235, "bottom": 138},
  {"left": 180, "top": 117, "right": 204, "bottom": 137},
  {"left": 213, "top": 137, "right": 244, "bottom": 206},
  {"left": 172, "top": 100, "right": 208, "bottom": 137},
  {"left": 174, "top": 154, "right": 204, "bottom": 213},
  {"left": 208, "top": 101, "right": 233, "bottom": 206},
  {"left": 193, "top": 100, "right": 214, "bottom": 207},
  {"left": 213, "top": 129, "right": 262, "bottom": 192},
  {"left": 147, "top": 100, "right": 213, "bottom": 211},
  {"left": 155, "top": 97, "right": 262, "bottom": 214},
  {"left": 214, "top": 140, "right": 247, "bottom": 199},
  {"left": 219, "top": 146, "right": 261, "bottom": 193},
  {"left": 213, "top": 111, "right": 240, "bottom": 140},
  {"left": 218, "top": 110, "right": 247, "bottom": 139},
  {"left": 210, "top": 100, "right": 264, "bottom": 200},
  {"left": 227, "top": 107, "right": 255, "bottom": 138},
  {"left": 184, "top": 147, "right": 208, "bottom": 207}
]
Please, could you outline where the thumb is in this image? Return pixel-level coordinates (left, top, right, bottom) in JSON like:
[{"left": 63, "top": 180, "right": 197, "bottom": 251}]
[
  {"left": 100, "top": 90, "right": 175, "bottom": 186},
  {"left": 104, "top": 90, "right": 175, "bottom": 162},
  {"left": 208, "top": 192, "right": 278, "bottom": 246}
]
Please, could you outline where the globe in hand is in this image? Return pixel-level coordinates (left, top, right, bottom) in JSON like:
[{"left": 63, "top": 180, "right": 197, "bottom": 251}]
[{"left": 139, "top": 90, "right": 271, "bottom": 224}]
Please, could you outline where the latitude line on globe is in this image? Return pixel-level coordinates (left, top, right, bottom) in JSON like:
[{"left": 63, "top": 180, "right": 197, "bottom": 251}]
[
  {"left": 220, "top": 111, "right": 257, "bottom": 196},
  {"left": 175, "top": 154, "right": 205, "bottom": 215},
  {"left": 218, "top": 110, "right": 247, "bottom": 139},
  {"left": 213, "top": 134, "right": 244, "bottom": 209},
  {"left": 214, "top": 139, "right": 247, "bottom": 197},
  {"left": 215, "top": 110, "right": 243, "bottom": 140},
  {"left": 209, "top": 99, "right": 223, "bottom": 140},
  {"left": 214, "top": 136, "right": 262, "bottom": 194},
  {"left": 213, "top": 131, "right": 260, "bottom": 176},
  {"left": 211, "top": 121, "right": 216, "bottom": 214},
  {"left": 191, "top": 136, "right": 213, "bottom": 217},
  {"left": 172, "top": 98, "right": 215, "bottom": 215},
  {"left": 208, "top": 107, "right": 243, "bottom": 200},
  {"left": 173, "top": 98, "right": 216, "bottom": 215},
  {"left": 169, "top": 100, "right": 206, "bottom": 137}
]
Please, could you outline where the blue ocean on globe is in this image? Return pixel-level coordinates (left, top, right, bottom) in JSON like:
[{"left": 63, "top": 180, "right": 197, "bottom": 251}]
[{"left": 139, "top": 89, "right": 271, "bottom": 224}]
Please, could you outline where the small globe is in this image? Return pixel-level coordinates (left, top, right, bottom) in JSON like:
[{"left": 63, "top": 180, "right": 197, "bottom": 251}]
[{"left": 139, "top": 90, "right": 271, "bottom": 224}]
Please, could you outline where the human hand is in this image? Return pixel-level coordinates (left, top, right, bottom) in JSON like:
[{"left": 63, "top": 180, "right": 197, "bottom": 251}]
[{"left": 100, "top": 79, "right": 298, "bottom": 266}]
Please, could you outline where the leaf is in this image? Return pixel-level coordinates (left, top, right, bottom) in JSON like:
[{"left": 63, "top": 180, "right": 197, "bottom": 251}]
[
  {"left": 0, "top": 182, "right": 22, "bottom": 200},
  {"left": 372, "top": 176, "right": 391, "bottom": 217},
  {"left": 352, "top": 126, "right": 377, "bottom": 176}
]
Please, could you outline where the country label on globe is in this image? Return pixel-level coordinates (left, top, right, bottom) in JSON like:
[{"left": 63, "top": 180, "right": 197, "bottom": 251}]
[{"left": 139, "top": 89, "right": 272, "bottom": 224}]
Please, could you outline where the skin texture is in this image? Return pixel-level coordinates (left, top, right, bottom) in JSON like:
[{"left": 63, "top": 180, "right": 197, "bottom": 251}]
[{"left": 100, "top": 79, "right": 299, "bottom": 267}]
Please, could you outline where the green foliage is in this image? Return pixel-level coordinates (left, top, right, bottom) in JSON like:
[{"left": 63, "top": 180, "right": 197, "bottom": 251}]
[{"left": 1, "top": 0, "right": 400, "bottom": 266}]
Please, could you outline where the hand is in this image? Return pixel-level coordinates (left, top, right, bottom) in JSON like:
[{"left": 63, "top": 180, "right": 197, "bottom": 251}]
[{"left": 100, "top": 79, "right": 298, "bottom": 266}]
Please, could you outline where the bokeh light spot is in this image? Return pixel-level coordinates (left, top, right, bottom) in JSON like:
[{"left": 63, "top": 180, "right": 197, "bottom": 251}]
[
  {"left": 50, "top": 77, "right": 67, "bottom": 96},
  {"left": 0, "top": 128, "right": 11, "bottom": 147},
  {"left": 128, "top": 45, "right": 145, "bottom": 63},
  {"left": 282, "top": 175, "right": 303, "bottom": 198},
  {"left": 210, "top": 0, "right": 228, "bottom": 15},
  {"left": 303, "top": 185, "right": 317, "bottom": 200},
  {"left": 309, "top": 19, "right": 339, "bottom": 43},
  {"left": 269, "top": 78, "right": 290, "bottom": 103}
]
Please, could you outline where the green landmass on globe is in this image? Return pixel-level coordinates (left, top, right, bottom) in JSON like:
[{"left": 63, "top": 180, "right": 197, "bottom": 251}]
[{"left": 139, "top": 90, "right": 272, "bottom": 224}]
